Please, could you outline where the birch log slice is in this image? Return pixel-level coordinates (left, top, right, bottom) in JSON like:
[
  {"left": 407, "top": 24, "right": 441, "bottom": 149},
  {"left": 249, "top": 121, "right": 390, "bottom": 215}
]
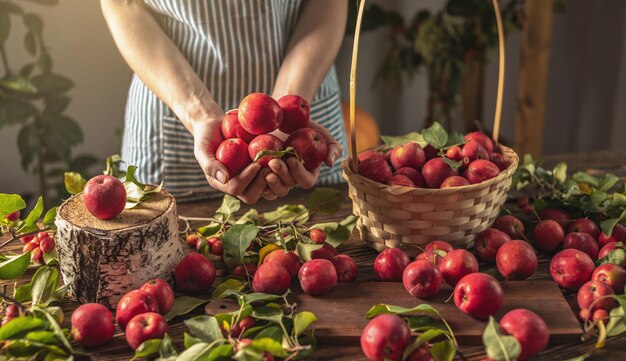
[{"left": 54, "top": 191, "right": 184, "bottom": 309}]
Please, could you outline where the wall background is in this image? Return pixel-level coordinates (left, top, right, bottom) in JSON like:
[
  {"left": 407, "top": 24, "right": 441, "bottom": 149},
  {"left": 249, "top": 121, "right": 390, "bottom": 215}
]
[{"left": 1, "top": 0, "right": 625, "bottom": 196}]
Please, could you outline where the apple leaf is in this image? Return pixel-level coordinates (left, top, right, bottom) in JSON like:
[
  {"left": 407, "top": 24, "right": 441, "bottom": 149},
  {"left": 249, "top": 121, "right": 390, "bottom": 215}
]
[
  {"left": 296, "top": 243, "right": 324, "bottom": 262},
  {"left": 184, "top": 316, "right": 224, "bottom": 344},
  {"left": 253, "top": 146, "right": 296, "bottom": 163},
  {"left": 606, "top": 306, "right": 626, "bottom": 337},
  {"left": 595, "top": 246, "right": 625, "bottom": 267},
  {"left": 441, "top": 156, "right": 462, "bottom": 171},
  {"left": 42, "top": 207, "right": 56, "bottom": 228},
  {"left": 252, "top": 306, "right": 284, "bottom": 325},
  {"left": 553, "top": 162, "right": 568, "bottom": 184},
  {"left": 309, "top": 215, "right": 358, "bottom": 248},
  {"left": 421, "top": 122, "right": 448, "bottom": 149},
  {"left": 445, "top": 131, "right": 465, "bottom": 148},
  {"left": 600, "top": 210, "right": 626, "bottom": 237},
  {"left": 251, "top": 337, "right": 288, "bottom": 357},
  {"left": 381, "top": 132, "right": 427, "bottom": 148},
  {"left": 0, "top": 252, "right": 31, "bottom": 280},
  {"left": 132, "top": 339, "right": 162, "bottom": 360},
  {"left": 164, "top": 296, "right": 210, "bottom": 321},
  {"left": 293, "top": 311, "right": 317, "bottom": 337},
  {"left": 0, "top": 193, "right": 26, "bottom": 219},
  {"left": 401, "top": 329, "right": 450, "bottom": 360},
  {"left": 430, "top": 339, "right": 456, "bottom": 361},
  {"left": 0, "top": 317, "right": 48, "bottom": 341},
  {"left": 307, "top": 188, "right": 343, "bottom": 214},
  {"left": 365, "top": 303, "right": 442, "bottom": 319},
  {"left": 482, "top": 316, "right": 521, "bottom": 361},
  {"left": 262, "top": 204, "right": 308, "bottom": 224},
  {"left": 30, "top": 266, "right": 59, "bottom": 306},
  {"left": 211, "top": 278, "right": 246, "bottom": 300},
  {"left": 197, "top": 222, "right": 222, "bottom": 238},
  {"left": 16, "top": 196, "right": 43, "bottom": 233},
  {"left": 104, "top": 154, "right": 124, "bottom": 178},
  {"left": 215, "top": 195, "right": 241, "bottom": 222},
  {"left": 63, "top": 172, "right": 86, "bottom": 195},
  {"left": 221, "top": 224, "right": 259, "bottom": 262}
]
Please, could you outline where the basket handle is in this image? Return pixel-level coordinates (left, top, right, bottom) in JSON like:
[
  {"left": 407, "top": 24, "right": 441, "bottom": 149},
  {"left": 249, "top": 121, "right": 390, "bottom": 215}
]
[{"left": 347, "top": 0, "right": 506, "bottom": 171}]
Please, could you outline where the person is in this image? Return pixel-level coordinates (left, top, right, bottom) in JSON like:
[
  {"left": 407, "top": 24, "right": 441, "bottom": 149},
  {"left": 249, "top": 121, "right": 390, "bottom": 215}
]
[{"left": 101, "top": 0, "right": 348, "bottom": 204}]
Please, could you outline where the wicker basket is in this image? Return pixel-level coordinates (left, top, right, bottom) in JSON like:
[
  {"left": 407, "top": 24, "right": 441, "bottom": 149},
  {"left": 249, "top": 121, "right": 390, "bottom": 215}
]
[{"left": 343, "top": 0, "right": 517, "bottom": 256}]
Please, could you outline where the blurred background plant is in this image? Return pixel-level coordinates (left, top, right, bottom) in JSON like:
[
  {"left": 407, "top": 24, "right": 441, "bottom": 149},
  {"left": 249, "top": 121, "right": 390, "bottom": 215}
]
[
  {"left": 346, "top": 0, "right": 564, "bottom": 131},
  {"left": 0, "top": 0, "right": 98, "bottom": 205}
]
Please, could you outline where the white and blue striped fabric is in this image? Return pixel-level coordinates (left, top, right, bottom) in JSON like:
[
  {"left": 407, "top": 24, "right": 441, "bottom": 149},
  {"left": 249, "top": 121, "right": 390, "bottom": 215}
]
[{"left": 121, "top": 0, "right": 347, "bottom": 199}]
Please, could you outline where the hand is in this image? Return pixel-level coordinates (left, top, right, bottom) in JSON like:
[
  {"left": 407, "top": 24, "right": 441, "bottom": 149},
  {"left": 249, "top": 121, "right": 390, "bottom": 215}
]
[
  {"left": 192, "top": 119, "right": 269, "bottom": 204},
  {"left": 265, "top": 119, "right": 343, "bottom": 192}
]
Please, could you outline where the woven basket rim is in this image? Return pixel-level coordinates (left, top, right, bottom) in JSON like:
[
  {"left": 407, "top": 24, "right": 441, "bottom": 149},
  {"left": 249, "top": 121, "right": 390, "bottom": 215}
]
[{"left": 342, "top": 144, "right": 519, "bottom": 195}]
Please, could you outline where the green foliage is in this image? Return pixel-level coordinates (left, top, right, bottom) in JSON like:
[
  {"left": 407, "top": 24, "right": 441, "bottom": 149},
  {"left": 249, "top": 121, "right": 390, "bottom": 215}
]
[
  {"left": 0, "top": 0, "right": 97, "bottom": 204},
  {"left": 482, "top": 316, "right": 521, "bottom": 361}
]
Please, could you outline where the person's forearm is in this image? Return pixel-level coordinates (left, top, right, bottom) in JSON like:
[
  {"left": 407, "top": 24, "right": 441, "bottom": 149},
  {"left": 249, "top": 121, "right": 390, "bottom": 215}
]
[
  {"left": 100, "top": 0, "right": 223, "bottom": 133},
  {"left": 272, "top": 0, "right": 348, "bottom": 102}
]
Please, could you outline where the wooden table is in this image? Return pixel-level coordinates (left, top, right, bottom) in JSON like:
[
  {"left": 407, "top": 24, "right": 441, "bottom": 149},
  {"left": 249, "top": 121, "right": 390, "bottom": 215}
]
[{"left": 2, "top": 151, "right": 625, "bottom": 360}]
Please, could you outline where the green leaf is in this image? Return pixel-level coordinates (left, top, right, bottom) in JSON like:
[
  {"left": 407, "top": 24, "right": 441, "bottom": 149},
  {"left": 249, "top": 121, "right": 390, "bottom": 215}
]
[
  {"left": 482, "top": 316, "right": 521, "bottom": 361},
  {"left": 365, "top": 303, "right": 441, "bottom": 319},
  {"left": 25, "top": 330, "right": 58, "bottom": 344},
  {"left": 309, "top": 215, "right": 358, "bottom": 248},
  {"left": 184, "top": 316, "right": 224, "bottom": 343},
  {"left": 63, "top": 172, "right": 86, "bottom": 195},
  {"left": 0, "top": 193, "right": 26, "bottom": 218},
  {"left": 221, "top": 224, "right": 259, "bottom": 262},
  {"left": 445, "top": 132, "right": 465, "bottom": 148},
  {"left": 235, "top": 209, "right": 259, "bottom": 225},
  {"left": 47, "top": 115, "right": 83, "bottom": 145},
  {"left": 215, "top": 195, "right": 241, "bottom": 221},
  {"left": 132, "top": 339, "right": 162, "bottom": 360},
  {"left": 205, "top": 343, "right": 233, "bottom": 361},
  {"left": 573, "top": 172, "right": 599, "bottom": 187},
  {"left": 606, "top": 306, "right": 626, "bottom": 336},
  {"left": 252, "top": 306, "right": 284, "bottom": 324},
  {"left": 176, "top": 342, "right": 214, "bottom": 361},
  {"left": 43, "top": 207, "right": 57, "bottom": 227},
  {"left": 184, "top": 332, "right": 202, "bottom": 349},
  {"left": 0, "top": 99, "right": 37, "bottom": 128},
  {"left": 253, "top": 146, "right": 296, "bottom": 163},
  {"left": 307, "top": 188, "right": 343, "bottom": 214},
  {"left": 44, "top": 96, "right": 71, "bottom": 116},
  {"left": 441, "top": 156, "right": 462, "bottom": 171},
  {"left": 381, "top": 132, "right": 427, "bottom": 148},
  {"left": 239, "top": 292, "right": 282, "bottom": 305},
  {"left": 164, "top": 296, "right": 209, "bottom": 321},
  {"left": 14, "top": 282, "right": 33, "bottom": 303},
  {"left": 160, "top": 333, "right": 178, "bottom": 358},
  {"left": 36, "top": 307, "right": 73, "bottom": 352},
  {"left": 421, "top": 122, "right": 448, "bottom": 149},
  {"left": 211, "top": 278, "right": 246, "bottom": 299},
  {"left": 598, "top": 174, "right": 619, "bottom": 192},
  {"left": 430, "top": 339, "right": 456, "bottom": 361},
  {"left": 104, "top": 154, "right": 124, "bottom": 177},
  {"left": 601, "top": 210, "right": 626, "bottom": 237},
  {"left": 198, "top": 222, "right": 222, "bottom": 238},
  {"left": 255, "top": 326, "right": 283, "bottom": 341},
  {"left": 17, "top": 124, "right": 39, "bottom": 170},
  {"left": 406, "top": 315, "right": 447, "bottom": 332},
  {"left": 0, "top": 252, "right": 32, "bottom": 280},
  {"left": 251, "top": 337, "right": 287, "bottom": 357},
  {"left": 553, "top": 162, "right": 567, "bottom": 184},
  {"left": 596, "top": 248, "right": 626, "bottom": 267},
  {"left": 293, "top": 311, "right": 317, "bottom": 336},
  {"left": 0, "top": 76, "right": 37, "bottom": 93},
  {"left": 30, "top": 266, "right": 59, "bottom": 305},
  {"left": 17, "top": 196, "right": 43, "bottom": 233},
  {"left": 296, "top": 243, "right": 324, "bottom": 262},
  {"left": 30, "top": 73, "right": 74, "bottom": 94},
  {"left": 0, "top": 317, "right": 48, "bottom": 340},
  {"left": 262, "top": 204, "right": 309, "bottom": 224}
]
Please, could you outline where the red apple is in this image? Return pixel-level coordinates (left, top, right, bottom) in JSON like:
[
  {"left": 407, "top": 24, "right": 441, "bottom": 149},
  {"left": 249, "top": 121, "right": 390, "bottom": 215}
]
[
  {"left": 563, "top": 232, "right": 599, "bottom": 260},
  {"left": 465, "top": 159, "right": 500, "bottom": 184},
  {"left": 140, "top": 278, "right": 175, "bottom": 315},
  {"left": 71, "top": 303, "right": 115, "bottom": 347},
  {"left": 550, "top": 249, "right": 594, "bottom": 290},
  {"left": 425, "top": 240, "right": 454, "bottom": 254},
  {"left": 374, "top": 248, "right": 410, "bottom": 281},
  {"left": 592, "top": 264, "right": 626, "bottom": 294},
  {"left": 464, "top": 131, "right": 494, "bottom": 153},
  {"left": 499, "top": 309, "right": 549, "bottom": 360},
  {"left": 446, "top": 146, "right": 462, "bottom": 161},
  {"left": 278, "top": 95, "right": 309, "bottom": 134},
  {"left": 461, "top": 141, "right": 489, "bottom": 162},
  {"left": 440, "top": 176, "right": 470, "bottom": 188},
  {"left": 415, "top": 251, "right": 443, "bottom": 267},
  {"left": 221, "top": 109, "right": 255, "bottom": 143},
  {"left": 496, "top": 240, "right": 537, "bottom": 280},
  {"left": 489, "top": 152, "right": 509, "bottom": 171},
  {"left": 5, "top": 210, "right": 19, "bottom": 221},
  {"left": 248, "top": 134, "right": 283, "bottom": 167},
  {"left": 238, "top": 93, "right": 282, "bottom": 135},
  {"left": 359, "top": 156, "right": 393, "bottom": 184},
  {"left": 394, "top": 167, "right": 425, "bottom": 187},
  {"left": 402, "top": 260, "right": 442, "bottom": 299},
  {"left": 175, "top": 252, "right": 216, "bottom": 294},
  {"left": 421, "top": 157, "right": 459, "bottom": 188},
  {"left": 598, "top": 232, "right": 618, "bottom": 248},
  {"left": 360, "top": 314, "right": 411, "bottom": 361},
  {"left": 593, "top": 309, "right": 609, "bottom": 322},
  {"left": 298, "top": 259, "right": 337, "bottom": 296},
  {"left": 613, "top": 224, "right": 626, "bottom": 242},
  {"left": 115, "top": 289, "right": 160, "bottom": 330},
  {"left": 533, "top": 220, "right": 565, "bottom": 252},
  {"left": 423, "top": 144, "right": 438, "bottom": 160},
  {"left": 474, "top": 228, "right": 511, "bottom": 262},
  {"left": 125, "top": 312, "right": 168, "bottom": 350},
  {"left": 39, "top": 237, "right": 55, "bottom": 253},
  {"left": 390, "top": 142, "right": 425, "bottom": 170},
  {"left": 358, "top": 149, "right": 384, "bottom": 163},
  {"left": 387, "top": 175, "right": 415, "bottom": 187},
  {"left": 598, "top": 242, "right": 621, "bottom": 261},
  {"left": 567, "top": 218, "right": 601, "bottom": 239},
  {"left": 331, "top": 254, "right": 358, "bottom": 282},
  {"left": 539, "top": 207, "right": 572, "bottom": 228},
  {"left": 263, "top": 249, "right": 302, "bottom": 278},
  {"left": 253, "top": 262, "right": 291, "bottom": 295},
  {"left": 309, "top": 229, "right": 327, "bottom": 244},
  {"left": 216, "top": 138, "right": 252, "bottom": 178},
  {"left": 310, "top": 243, "right": 338, "bottom": 260},
  {"left": 494, "top": 215, "right": 525, "bottom": 239},
  {"left": 439, "top": 249, "right": 479, "bottom": 285},
  {"left": 232, "top": 264, "right": 257, "bottom": 277},
  {"left": 454, "top": 273, "right": 503, "bottom": 319},
  {"left": 284, "top": 128, "right": 328, "bottom": 170},
  {"left": 577, "top": 280, "right": 616, "bottom": 312},
  {"left": 83, "top": 175, "right": 126, "bottom": 220}
]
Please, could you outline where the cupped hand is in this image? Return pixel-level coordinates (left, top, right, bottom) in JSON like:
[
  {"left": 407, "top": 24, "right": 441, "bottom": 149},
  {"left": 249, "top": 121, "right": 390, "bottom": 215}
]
[{"left": 193, "top": 119, "right": 273, "bottom": 204}]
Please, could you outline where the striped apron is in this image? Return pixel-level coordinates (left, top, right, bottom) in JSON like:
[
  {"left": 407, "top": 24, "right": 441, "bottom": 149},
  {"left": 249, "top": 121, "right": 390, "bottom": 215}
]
[{"left": 121, "top": 0, "right": 347, "bottom": 199}]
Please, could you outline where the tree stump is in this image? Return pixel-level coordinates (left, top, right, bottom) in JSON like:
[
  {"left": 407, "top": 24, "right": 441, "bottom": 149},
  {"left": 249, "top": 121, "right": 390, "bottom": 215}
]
[{"left": 54, "top": 191, "right": 184, "bottom": 309}]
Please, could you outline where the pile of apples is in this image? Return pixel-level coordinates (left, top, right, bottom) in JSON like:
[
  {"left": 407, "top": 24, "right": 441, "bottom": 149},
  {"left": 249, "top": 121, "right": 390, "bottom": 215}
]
[
  {"left": 217, "top": 93, "right": 328, "bottom": 177},
  {"left": 357, "top": 131, "right": 509, "bottom": 188},
  {"left": 187, "top": 229, "right": 358, "bottom": 296},
  {"left": 20, "top": 231, "right": 55, "bottom": 264}
]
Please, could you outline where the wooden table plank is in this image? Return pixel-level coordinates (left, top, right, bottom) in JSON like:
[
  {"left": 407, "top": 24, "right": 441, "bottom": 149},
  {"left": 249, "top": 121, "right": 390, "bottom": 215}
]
[{"left": 1, "top": 151, "right": 624, "bottom": 360}]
